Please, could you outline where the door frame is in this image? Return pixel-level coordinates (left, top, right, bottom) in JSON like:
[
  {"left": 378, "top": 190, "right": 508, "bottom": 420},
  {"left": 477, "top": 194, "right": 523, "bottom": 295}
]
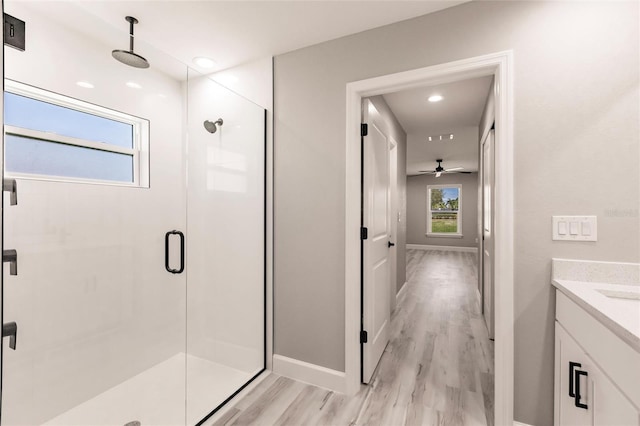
[
  {"left": 344, "top": 51, "right": 514, "bottom": 424},
  {"left": 388, "top": 137, "right": 398, "bottom": 314}
]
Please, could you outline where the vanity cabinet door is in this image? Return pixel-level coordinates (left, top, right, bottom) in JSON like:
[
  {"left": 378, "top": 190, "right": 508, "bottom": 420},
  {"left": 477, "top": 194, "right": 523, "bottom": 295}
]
[
  {"left": 556, "top": 322, "right": 640, "bottom": 426},
  {"left": 555, "top": 322, "right": 593, "bottom": 426},
  {"left": 591, "top": 363, "right": 640, "bottom": 426}
]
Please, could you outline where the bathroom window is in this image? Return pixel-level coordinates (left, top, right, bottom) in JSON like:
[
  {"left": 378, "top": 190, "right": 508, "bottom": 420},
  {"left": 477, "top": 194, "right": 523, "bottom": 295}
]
[
  {"left": 427, "top": 184, "right": 462, "bottom": 237},
  {"left": 3, "top": 80, "right": 149, "bottom": 186}
]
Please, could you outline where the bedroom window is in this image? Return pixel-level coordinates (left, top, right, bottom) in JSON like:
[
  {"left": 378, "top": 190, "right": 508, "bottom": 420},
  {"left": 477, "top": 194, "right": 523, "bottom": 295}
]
[{"left": 427, "top": 184, "right": 462, "bottom": 237}]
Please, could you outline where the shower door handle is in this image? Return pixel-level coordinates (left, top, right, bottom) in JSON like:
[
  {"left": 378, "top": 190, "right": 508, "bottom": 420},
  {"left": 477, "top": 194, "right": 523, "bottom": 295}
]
[{"left": 165, "top": 230, "right": 185, "bottom": 274}]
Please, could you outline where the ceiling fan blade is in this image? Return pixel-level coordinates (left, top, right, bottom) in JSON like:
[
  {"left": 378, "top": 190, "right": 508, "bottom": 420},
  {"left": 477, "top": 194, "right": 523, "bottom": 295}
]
[{"left": 445, "top": 167, "right": 463, "bottom": 172}]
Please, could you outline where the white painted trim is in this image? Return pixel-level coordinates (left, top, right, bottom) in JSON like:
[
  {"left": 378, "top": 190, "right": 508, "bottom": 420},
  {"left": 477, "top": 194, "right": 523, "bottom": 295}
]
[
  {"left": 344, "top": 50, "right": 514, "bottom": 426},
  {"left": 407, "top": 244, "right": 477, "bottom": 253},
  {"left": 272, "top": 354, "right": 346, "bottom": 393},
  {"left": 514, "top": 422, "right": 534, "bottom": 426}
]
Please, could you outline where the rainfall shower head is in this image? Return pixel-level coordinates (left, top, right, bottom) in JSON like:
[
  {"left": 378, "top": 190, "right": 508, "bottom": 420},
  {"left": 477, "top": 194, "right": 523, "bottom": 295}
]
[
  {"left": 204, "top": 119, "right": 223, "bottom": 134},
  {"left": 112, "top": 16, "right": 150, "bottom": 69}
]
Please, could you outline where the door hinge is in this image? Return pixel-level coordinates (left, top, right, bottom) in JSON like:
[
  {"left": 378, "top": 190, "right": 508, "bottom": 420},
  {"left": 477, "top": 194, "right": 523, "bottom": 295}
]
[
  {"left": 361, "top": 123, "right": 368, "bottom": 137},
  {"left": 360, "top": 227, "right": 368, "bottom": 240},
  {"left": 360, "top": 330, "right": 368, "bottom": 344}
]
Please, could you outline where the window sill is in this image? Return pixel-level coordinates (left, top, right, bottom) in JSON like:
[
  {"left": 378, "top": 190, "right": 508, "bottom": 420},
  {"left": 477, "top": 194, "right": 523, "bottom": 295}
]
[{"left": 426, "top": 233, "right": 463, "bottom": 239}]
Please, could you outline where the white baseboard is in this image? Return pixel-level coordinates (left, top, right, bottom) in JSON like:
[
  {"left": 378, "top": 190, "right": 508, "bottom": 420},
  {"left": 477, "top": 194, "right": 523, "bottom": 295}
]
[
  {"left": 407, "top": 244, "right": 477, "bottom": 253},
  {"left": 396, "top": 281, "right": 408, "bottom": 303},
  {"left": 272, "top": 354, "right": 346, "bottom": 393},
  {"left": 514, "top": 422, "right": 534, "bottom": 426}
]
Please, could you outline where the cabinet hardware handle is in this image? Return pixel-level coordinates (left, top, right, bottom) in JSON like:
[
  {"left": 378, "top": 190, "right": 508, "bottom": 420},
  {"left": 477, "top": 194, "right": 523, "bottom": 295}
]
[
  {"left": 569, "top": 361, "right": 581, "bottom": 397},
  {"left": 165, "top": 230, "right": 185, "bottom": 274},
  {"left": 574, "top": 368, "right": 588, "bottom": 409}
]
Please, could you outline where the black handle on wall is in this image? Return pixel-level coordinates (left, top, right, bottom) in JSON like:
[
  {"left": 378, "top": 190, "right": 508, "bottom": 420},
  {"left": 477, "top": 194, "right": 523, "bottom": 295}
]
[
  {"left": 165, "top": 230, "right": 185, "bottom": 274},
  {"left": 2, "top": 322, "right": 17, "bottom": 350},
  {"left": 569, "top": 361, "right": 581, "bottom": 398},
  {"left": 574, "top": 368, "right": 588, "bottom": 409}
]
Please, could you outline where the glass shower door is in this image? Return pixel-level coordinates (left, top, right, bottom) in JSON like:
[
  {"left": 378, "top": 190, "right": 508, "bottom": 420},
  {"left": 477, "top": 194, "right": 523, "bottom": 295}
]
[
  {"left": 1, "top": 2, "right": 189, "bottom": 424},
  {"left": 185, "top": 71, "right": 266, "bottom": 425}
]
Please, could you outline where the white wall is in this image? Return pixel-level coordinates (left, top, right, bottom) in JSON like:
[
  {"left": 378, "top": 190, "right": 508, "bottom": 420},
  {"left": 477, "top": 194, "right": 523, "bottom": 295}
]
[
  {"left": 407, "top": 172, "right": 479, "bottom": 248},
  {"left": 2, "top": 4, "right": 187, "bottom": 423},
  {"left": 185, "top": 74, "right": 265, "bottom": 375},
  {"left": 273, "top": 2, "right": 639, "bottom": 424}
]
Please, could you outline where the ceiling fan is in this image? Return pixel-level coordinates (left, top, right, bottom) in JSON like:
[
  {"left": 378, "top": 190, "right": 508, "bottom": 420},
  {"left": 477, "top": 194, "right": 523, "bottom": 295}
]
[{"left": 419, "top": 159, "right": 471, "bottom": 178}]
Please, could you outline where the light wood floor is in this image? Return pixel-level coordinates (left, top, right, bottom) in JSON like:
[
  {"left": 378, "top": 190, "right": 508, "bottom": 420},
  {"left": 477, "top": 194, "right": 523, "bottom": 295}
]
[{"left": 210, "top": 249, "right": 494, "bottom": 426}]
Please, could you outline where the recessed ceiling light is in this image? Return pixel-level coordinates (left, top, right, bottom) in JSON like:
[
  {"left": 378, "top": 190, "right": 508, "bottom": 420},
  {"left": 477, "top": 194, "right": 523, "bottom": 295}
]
[
  {"left": 193, "top": 56, "right": 216, "bottom": 69},
  {"left": 126, "top": 81, "right": 142, "bottom": 89},
  {"left": 428, "top": 94, "right": 443, "bottom": 103},
  {"left": 426, "top": 133, "right": 454, "bottom": 142},
  {"left": 76, "top": 81, "right": 94, "bottom": 89}
]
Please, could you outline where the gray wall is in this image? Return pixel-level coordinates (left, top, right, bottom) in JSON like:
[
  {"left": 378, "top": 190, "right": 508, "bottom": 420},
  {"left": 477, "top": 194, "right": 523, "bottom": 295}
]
[
  {"left": 407, "top": 173, "right": 478, "bottom": 248},
  {"left": 273, "top": 2, "right": 639, "bottom": 424},
  {"left": 366, "top": 95, "right": 408, "bottom": 294}
]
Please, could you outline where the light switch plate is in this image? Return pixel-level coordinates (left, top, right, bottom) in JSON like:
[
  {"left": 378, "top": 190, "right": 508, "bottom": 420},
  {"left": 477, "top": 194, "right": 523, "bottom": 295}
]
[{"left": 552, "top": 216, "right": 597, "bottom": 241}]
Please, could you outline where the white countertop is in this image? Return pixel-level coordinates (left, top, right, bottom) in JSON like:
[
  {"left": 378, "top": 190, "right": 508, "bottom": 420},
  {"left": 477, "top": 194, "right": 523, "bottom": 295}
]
[{"left": 552, "top": 278, "right": 640, "bottom": 352}]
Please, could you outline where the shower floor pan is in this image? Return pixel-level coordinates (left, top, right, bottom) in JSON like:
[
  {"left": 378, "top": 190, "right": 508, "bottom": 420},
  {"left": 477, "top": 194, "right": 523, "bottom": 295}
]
[{"left": 42, "top": 354, "right": 253, "bottom": 426}]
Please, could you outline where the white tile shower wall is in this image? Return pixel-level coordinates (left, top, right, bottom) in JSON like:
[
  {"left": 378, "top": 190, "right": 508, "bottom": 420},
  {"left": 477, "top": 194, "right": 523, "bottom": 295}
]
[
  {"left": 2, "top": 3, "right": 187, "bottom": 424},
  {"left": 186, "top": 75, "right": 265, "bottom": 377}
]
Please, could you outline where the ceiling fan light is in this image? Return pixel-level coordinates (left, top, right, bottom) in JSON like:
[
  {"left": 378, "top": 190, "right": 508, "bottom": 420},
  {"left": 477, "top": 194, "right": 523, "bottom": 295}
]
[{"left": 435, "top": 171, "right": 442, "bottom": 178}]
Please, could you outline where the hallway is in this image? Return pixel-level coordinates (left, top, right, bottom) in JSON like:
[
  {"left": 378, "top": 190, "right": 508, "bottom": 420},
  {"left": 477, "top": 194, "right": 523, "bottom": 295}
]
[{"left": 212, "top": 249, "right": 494, "bottom": 426}]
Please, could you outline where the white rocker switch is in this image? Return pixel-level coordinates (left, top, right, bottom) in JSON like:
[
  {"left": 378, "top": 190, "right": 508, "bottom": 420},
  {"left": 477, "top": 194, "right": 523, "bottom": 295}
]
[
  {"left": 569, "top": 221, "right": 579, "bottom": 235},
  {"left": 558, "top": 221, "right": 567, "bottom": 235}
]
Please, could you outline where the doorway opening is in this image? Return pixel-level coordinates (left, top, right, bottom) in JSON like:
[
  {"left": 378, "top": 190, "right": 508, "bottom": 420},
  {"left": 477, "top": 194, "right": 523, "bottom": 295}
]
[{"left": 345, "top": 51, "right": 514, "bottom": 425}]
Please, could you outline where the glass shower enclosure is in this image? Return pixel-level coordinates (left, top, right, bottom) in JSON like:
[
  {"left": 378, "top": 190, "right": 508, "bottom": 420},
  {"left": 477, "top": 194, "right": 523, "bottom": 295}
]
[{"left": 0, "top": 2, "right": 266, "bottom": 425}]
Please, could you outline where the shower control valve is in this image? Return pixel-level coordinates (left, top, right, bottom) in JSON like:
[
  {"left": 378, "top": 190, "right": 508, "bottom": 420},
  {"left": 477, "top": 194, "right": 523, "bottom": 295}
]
[{"left": 2, "top": 322, "right": 17, "bottom": 350}]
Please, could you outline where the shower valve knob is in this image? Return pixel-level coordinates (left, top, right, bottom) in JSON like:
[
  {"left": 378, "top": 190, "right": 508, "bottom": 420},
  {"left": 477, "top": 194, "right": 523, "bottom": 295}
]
[{"left": 2, "top": 322, "right": 17, "bottom": 350}]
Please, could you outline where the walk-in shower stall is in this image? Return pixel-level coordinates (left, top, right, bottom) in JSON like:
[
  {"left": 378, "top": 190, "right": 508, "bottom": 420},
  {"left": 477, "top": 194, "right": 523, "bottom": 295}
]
[{"left": 0, "top": 3, "right": 266, "bottom": 425}]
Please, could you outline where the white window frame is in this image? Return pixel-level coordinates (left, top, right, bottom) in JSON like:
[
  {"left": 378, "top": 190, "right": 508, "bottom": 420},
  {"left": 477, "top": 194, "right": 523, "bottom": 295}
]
[
  {"left": 4, "top": 79, "right": 150, "bottom": 187},
  {"left": 426, "top": 184, "right": 462, "bottom": 238}
]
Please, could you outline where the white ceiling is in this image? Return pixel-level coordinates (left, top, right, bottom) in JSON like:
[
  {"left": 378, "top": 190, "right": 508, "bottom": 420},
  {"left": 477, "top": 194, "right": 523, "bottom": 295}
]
[
  {"left": 26, "top": 0, "right": 468, "bottom": 74},
  {"left": 382, "top": 76, "right": 493, "bottom": 176}
]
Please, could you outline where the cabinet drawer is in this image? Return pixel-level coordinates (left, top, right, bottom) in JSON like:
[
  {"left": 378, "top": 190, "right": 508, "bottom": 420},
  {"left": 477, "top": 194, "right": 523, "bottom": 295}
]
[{"left": 556, "top": 290, "right": 640, "bottom": 407}]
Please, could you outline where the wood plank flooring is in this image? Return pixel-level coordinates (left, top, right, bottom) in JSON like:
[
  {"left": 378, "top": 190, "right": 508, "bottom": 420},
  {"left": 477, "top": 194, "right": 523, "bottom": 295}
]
[{"left": 210, "top": 249, "right": 494, "bottom": 426}]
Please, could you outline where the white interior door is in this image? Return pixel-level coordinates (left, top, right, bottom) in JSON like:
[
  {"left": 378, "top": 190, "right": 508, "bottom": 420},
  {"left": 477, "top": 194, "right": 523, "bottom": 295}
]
[
  {"left": 362, "top": 100, "right": 391, "bottom": 383},
  {"left": 482, "top": 129, "right": 495, "bottom": 338}
]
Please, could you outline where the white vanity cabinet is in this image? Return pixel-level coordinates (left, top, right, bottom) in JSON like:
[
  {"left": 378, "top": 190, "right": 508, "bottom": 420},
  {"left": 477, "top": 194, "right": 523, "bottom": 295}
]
[{"left": 555, "top": 291, "right": 640, "bottom": 426}]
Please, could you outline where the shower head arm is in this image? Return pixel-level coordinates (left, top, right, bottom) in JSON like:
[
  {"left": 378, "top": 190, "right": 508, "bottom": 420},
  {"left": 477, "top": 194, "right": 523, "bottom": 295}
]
[{"left": 126, "top": 16, "right": 138, "bottom": 52}]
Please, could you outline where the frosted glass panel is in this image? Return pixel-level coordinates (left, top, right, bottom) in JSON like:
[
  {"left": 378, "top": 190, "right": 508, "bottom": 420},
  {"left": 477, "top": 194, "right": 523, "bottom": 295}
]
[
  {"left": 5, "top": 135, "right": 134, "bottom": 182},
  {"left": 4, "top": 92, "right": 134, "bottom": 148}
]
